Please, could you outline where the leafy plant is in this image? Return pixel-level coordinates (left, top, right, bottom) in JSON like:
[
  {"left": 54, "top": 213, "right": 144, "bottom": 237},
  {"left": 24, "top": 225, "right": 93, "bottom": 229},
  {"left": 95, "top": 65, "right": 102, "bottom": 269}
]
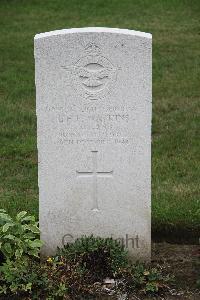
[
  {"left": 117, "top": 263, "right": 172, "bottom": 295},
  {"left": 0, "top": 257, "right": 48, "bottom": 298},
  {"left": 0, "top": 209, "right": 43, "bottom": 261},
  {"left": 57, "top": 235, "right": 128, "bottom": 282}
]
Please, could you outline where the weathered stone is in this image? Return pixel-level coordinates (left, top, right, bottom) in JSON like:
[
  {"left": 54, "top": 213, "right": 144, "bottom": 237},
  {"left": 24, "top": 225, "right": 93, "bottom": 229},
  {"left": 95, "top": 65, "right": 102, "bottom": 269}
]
[{"left": 34, "top": 27, "right": 152, "bottom": 260}]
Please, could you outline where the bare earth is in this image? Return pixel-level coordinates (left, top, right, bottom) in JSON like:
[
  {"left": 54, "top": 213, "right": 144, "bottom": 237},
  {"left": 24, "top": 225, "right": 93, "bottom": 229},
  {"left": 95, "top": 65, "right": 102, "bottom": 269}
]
[
  {"left": 100, "top": 243, "right": 200, "bottom": 300},
  {"left": 133, "top": 242, "right": 200, "bottom": 300}
]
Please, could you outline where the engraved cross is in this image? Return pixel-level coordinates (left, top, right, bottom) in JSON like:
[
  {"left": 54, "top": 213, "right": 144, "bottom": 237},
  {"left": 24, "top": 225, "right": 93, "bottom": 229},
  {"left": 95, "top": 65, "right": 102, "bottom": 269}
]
[{"left": 76, "top": 151, "right": 113, "bottom": 211}]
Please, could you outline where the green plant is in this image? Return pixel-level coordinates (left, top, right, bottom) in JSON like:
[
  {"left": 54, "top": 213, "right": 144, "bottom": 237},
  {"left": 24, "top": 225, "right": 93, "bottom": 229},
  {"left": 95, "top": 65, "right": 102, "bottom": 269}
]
[
  {"left": 0, "top": 229, "right": 173, "bottom": 299},
  {"left": 0, "top": 255, "right": 70, "bottom": 299},
  {"left": 0, "top": 257, "right": 48, "bottom": 298},
  {"left": 57, "top": 235, "right": 128, "bottom": 282},
  {"left": 118, "top": 263, "right": 172, "bottom": 295},
  {"left": 0, "top": 209, "right": 43, "bottom": 260}
]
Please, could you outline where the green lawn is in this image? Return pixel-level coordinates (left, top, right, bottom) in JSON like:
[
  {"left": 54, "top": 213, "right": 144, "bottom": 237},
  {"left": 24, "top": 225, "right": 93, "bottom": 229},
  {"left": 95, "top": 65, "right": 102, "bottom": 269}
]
[{"left": 0, "top": 0, "right": 199, "bottom": 241}]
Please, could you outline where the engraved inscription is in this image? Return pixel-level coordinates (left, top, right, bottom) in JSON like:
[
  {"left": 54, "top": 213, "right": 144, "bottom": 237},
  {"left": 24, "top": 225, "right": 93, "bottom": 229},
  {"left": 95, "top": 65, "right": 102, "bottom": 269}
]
[
  {"left": 44, "top": 104, "right": 134, "bottom": 146},
  {"left": 76, "top": 151, "right": 113, "bottom": 211},
  {"left": 62, "top": 43, "right": 117, "bottom": 100}
]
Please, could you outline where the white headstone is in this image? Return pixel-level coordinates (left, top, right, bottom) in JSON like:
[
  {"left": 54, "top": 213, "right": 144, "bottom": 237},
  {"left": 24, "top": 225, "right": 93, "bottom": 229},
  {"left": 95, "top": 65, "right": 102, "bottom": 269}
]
[{"left": 35, "top": 27, "right": 152, "bottom": 260}]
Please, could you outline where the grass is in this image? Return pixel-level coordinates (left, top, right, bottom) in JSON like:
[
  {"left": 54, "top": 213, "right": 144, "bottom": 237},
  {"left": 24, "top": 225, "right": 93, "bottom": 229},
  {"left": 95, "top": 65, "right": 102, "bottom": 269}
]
[{"left": 0, "top": 0, "right": 199, "bottom": 241}]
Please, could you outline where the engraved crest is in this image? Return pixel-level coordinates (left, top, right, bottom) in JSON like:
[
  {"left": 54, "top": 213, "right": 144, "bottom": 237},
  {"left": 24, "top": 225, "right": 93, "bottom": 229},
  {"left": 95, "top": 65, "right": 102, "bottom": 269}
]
[{"left": 62, "top": 43, "right": 117, "bottom": 100}]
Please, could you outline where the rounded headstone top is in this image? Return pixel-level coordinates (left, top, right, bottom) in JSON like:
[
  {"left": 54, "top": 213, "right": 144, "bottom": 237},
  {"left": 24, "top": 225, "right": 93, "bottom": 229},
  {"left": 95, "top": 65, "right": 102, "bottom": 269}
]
[{"left": 34, "top": 27, "right": 152, "bottom": 40}]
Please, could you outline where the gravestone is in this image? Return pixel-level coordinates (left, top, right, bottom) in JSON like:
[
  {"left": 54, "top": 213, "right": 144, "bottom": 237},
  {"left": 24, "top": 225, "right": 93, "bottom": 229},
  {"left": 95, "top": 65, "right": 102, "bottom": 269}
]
[{"left": 34, "top": 27, "right": 152, "bottom": 260}]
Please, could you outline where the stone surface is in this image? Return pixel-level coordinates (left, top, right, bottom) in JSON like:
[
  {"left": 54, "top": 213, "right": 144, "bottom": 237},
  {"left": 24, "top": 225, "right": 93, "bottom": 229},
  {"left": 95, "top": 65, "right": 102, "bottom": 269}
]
[{"left": 34, "top": 27, "right": 152, "bottom": 260}]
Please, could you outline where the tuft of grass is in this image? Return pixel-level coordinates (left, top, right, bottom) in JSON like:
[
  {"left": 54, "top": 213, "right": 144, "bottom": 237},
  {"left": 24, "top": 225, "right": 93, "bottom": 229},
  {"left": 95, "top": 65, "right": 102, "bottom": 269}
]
[{"left": 0, "top": 0, "right": 199, "bottom": 239}]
